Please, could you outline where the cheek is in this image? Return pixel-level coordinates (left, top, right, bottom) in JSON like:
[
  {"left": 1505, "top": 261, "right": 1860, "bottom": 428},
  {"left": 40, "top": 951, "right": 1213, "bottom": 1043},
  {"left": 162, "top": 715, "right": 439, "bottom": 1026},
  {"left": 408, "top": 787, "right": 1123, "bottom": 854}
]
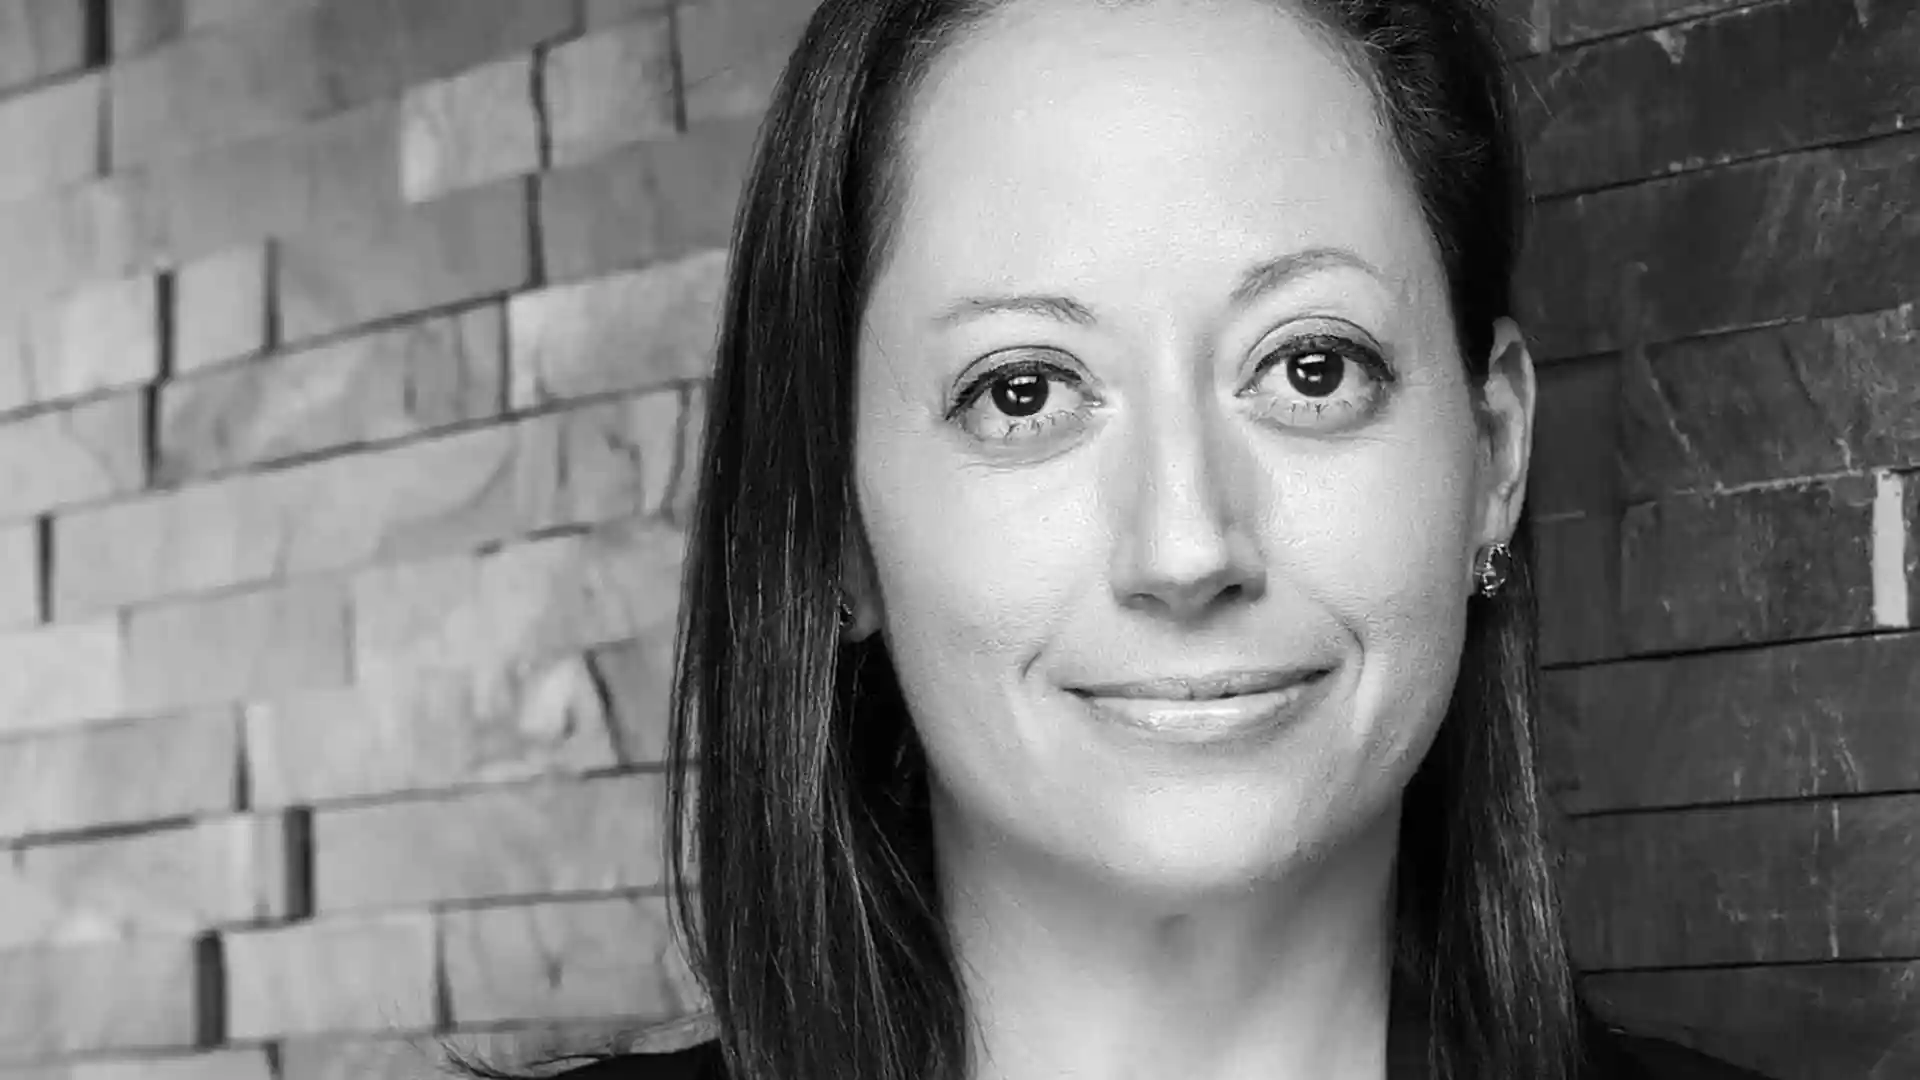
[
  {"left": 1278, "top": 413, "right": 1479, "bottom": 749},
  {"left": 854, "top": 445, "right": 1108, "bottom": 801},
  {"left": 855, "top": 428, "right": 1096, "bottom": 667},
  {"left": 1284, "top": 435, "right": 1474, "bottom": 614}
]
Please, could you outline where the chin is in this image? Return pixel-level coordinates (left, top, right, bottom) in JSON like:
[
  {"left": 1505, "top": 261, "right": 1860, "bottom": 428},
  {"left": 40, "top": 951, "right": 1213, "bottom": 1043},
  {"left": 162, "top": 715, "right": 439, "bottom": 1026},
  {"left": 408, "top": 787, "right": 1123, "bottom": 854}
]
[{"left": 1060, "top": 779, "right": 1398, "bottom": 901}]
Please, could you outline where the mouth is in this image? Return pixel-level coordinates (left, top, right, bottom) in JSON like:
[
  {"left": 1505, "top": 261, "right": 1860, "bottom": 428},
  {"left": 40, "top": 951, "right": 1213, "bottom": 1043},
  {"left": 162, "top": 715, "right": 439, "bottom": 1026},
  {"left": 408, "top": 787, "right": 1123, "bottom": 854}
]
[
  {"left": 1067, "top": 666, "right": 1332, "bottom": 702},
  {"left": 1065, "top": 666, "right": 1336, "bottom": 746}
]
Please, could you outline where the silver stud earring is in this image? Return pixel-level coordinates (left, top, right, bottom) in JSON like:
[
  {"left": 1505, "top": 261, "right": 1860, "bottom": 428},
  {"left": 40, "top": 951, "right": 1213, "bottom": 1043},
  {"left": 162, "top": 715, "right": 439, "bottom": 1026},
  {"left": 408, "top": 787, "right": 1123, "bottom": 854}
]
[
  {"left": 836, "top": 596, "right": 856, "bottom": 629},
  {"left": 1473, "top": 541, "right": 1513, "bottom": 599}
]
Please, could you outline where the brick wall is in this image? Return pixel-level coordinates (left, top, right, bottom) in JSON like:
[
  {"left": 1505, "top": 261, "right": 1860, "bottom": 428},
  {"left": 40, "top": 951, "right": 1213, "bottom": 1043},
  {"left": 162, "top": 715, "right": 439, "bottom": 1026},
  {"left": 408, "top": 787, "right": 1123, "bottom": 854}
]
[
  {"left": 0, "top": 1, "right": 1912, "bottom": 1079},
  {"left": 1506, "top": 2, "right": 1920, "bottom": 1078},
  {"left": 0, "top": 0, "right": 812, "bottom": 1075}
]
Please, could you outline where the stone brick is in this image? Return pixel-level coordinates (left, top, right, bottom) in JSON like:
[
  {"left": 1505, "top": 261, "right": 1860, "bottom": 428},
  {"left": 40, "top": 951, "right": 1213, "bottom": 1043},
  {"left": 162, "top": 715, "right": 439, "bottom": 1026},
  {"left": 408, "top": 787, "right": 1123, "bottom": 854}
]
[
  {"left": 1531, "top": 356, "right": 1618, "bottom": 520},
  {"left": 56, "top": 399, "right": 680, "bottom": 616},
  {"left": 0, "top": 938, "right": 198, "bottom": 1060},
  {"left": 24, "top": 1049, "right": 277, "bottom": 1080},
  {"left": 670, "top": 383, "right": 705, "bottom": 526},
  {"left": 312, "top": 774, "right": 666, "bottom": 911},
  {"left": 1554, "top": 0, "right": 1774, "bottom": 46},
  {"left": 1520, "top": 137, "right": 1920, "bottom": 361},
  {"left": 224, "top": 914, "right": 436, "bottom": 1038},
  {"left": 0, "top": 0, "right": 86, "bottom": 93},
  {"left": 0, "top": 277, "right": 158, "bottom": 414},
  {"left": 111, "top": 0, "right": 185, "bottom": 58},
  {"left": 158, "top": 305, "right": 504, "bottom": 481},
  {"left": 279, "top": 1022, "right": 653, "bottom": 1080},
  {"left": 351, "top": 519, "right": 686, "bottom": 684},
  {"left": 510, "top": 250, "right": 726, "bottom": 406},
  {"left": 1785, "top": 798, "right": 1916, "bottom": 958},
  {"left": 0, "top": 815, "right": 288, "bottom": 947},
  {"left": 585, "top": 0, "right": 672, "bottom": 30},
  {"left": 248, "top": 626, "right": 678, "bottom": 805},
  {"left": 173, "top": 246, "right": 269, "bottom": 373},
  {"left": 1541, "top": 634, "right": 1920, "bottom": 814},
  {"left": 1562, "top": 796, "right": 1920, "bottom": 969},
  {"left": 126, "top": 102, "right": 400, "bottom": 271},
  {"left": 677, "top": 0, "right": 819, "bottom": 124},
  {"left": 276, "top": 1037, "right": 451, "bottom": 1080},
  {"left": 545, "top": 17, "right": 677, "bottom": 168},
  {"left": 245, "top": 652, "right": 619, "bottom": 806},
  {"left": 1535, "top": 512, "right": 1622, "bottom": 666},
  {"left": 0, "top": 522, "right": 37, "bottom": 628},
  {"left": 0, "top": 711, "right": 237, "bottom": 838},
  {"left": 1488, "top": 0, "right": 1548, "bottom": 57},
  {"left": 522, "top": 392, "right": 686, "bottom": 526},
  {"left": 1567, "top": 803, "right": 1831, "bottom": 969},
  {"left": 401, "top": 54, "right": 538, "bottom": 203},
  {"left": 1618, "top": 306, "right": 1920, "bottom": 502},
  {"left": 109, "top": 0, "right": 576, "bottom": 167},
  {"left": 123, "top": 578, "right": 351, "bottom": 713},
  {"left": 0, "top": 619, "right": 123, "bottom": 737},
  {"left": 1522, "top": 2, "right": 1920, "bottom": 195},
  {"left": 278, "top": 178, "right": 530, "bottom": 344},
  {"left": 249, "top": 614, "right": 687, "bottom": 807},
  {"left": 1907, "top": 468, "right": 1920, "bottom": 626},
  {"left": 184, "top": 0, "right": 301, "bottom": 32},
  {"left": 0, "top": 182, "right": 137, "bottom": 327},
  {"left": 539, "top": 117, "right": 758, "bottom": 282},
  {"left": 1582, "top": 963, "right": 1920, "bottom": 1080},
  {"left": 465, "top": 1016, "right": 716, "bottom": 1066},
  {"left": 0, "top": 73, "right": 100, "bottom": 202},
  {"left": 323, "top": 516, "right": 685, "bottom": 781},
  {"left": 0, "top": 394, "right": 146, "bottom": 520},
  {"left": 1620, "top": 477, "right": 1877, "bottom": 654},
  {"left": 621, "top": 1013, "right": 720, "bottom": 1054},
  {"left": 443, "top": 894, "right": 701, "bottom": 1024},
  {"left": 592, "top": 634, "right": 677, "bottom": 766}
]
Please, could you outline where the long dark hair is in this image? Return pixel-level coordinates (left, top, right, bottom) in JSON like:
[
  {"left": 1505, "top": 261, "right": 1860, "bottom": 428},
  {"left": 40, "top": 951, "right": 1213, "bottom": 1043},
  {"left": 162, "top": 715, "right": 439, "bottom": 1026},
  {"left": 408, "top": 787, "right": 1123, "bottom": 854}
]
[{"left": 668, "top": 3, "right": 1577, "bottom": 1080}]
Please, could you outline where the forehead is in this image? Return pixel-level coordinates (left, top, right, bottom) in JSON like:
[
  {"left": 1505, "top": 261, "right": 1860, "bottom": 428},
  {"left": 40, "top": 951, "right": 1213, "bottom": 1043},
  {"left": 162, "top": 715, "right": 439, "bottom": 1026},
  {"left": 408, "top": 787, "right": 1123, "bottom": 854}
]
[{"left": 884, "top": 0, "right": 1437, "bottom": 306}]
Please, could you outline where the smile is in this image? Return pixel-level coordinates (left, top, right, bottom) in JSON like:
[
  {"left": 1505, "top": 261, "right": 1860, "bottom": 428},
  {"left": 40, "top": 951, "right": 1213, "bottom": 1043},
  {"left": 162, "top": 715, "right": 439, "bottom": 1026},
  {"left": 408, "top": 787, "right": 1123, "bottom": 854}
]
[
  {"left": 1070, "top": 666, "right": 1329, "bottom": 701},
  {"left": 1068, "top": 668, "right": 1333, "bottom": 744}
]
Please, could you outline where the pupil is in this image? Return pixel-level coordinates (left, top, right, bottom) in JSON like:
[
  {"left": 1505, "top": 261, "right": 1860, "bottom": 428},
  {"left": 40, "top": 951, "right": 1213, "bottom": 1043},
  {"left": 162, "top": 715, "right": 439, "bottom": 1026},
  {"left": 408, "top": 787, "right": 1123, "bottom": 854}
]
[
  {"left": 1286, "top": 354, "right": 1343, "bottom": 397},
  {"left": 993, "top": 374, "right": 1049, "bottom": 417}
]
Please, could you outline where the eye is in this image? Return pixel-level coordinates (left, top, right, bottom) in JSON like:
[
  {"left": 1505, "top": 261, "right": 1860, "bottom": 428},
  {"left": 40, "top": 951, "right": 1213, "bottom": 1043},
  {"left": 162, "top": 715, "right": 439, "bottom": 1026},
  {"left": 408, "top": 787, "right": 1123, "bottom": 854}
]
[
  {"left": 948, "top": 353, "right": 1100, "bottom": 446},
  {"left": 1240, "top": 332, "right": 1395, "bottom": 432}
]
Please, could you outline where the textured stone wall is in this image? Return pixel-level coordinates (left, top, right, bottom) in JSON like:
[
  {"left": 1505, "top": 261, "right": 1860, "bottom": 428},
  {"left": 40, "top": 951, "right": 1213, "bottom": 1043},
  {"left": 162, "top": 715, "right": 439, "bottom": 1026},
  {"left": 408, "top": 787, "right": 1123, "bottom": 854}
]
[
  {"left": 1508, "top": 2, "right": 1920, "bottom": 1077},
  {"left": 0, "top": 0, "right": 1914, "bottom": 1078},
  {"left": 0, "top": 0, "right": 802, "bottom": 1075}
]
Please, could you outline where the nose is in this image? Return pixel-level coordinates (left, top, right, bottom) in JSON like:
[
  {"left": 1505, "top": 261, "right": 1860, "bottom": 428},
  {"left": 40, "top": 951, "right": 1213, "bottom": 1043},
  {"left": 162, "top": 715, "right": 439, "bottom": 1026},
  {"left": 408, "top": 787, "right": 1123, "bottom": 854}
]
[{"left": 1108, "top": 402, "right": 1268, "bottom": 622}]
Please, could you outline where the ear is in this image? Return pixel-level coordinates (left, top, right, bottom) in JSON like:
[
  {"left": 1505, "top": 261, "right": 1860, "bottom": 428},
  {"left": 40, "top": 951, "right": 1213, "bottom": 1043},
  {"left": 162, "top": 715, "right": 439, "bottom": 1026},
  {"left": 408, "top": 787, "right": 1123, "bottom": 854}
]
[
  {"left": 839, "top": 509, "right": 884, "bottom": 643},
  {"left": 1472, "top": 317, "right": 1536, "bottom": 553}
]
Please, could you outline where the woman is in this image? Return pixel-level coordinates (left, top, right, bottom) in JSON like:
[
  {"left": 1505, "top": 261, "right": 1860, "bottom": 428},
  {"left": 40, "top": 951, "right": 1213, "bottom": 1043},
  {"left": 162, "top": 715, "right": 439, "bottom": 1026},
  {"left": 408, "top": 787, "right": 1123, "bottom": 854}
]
[{"left": 463, "top": 0, "right": 1773, "bottom": 1077}]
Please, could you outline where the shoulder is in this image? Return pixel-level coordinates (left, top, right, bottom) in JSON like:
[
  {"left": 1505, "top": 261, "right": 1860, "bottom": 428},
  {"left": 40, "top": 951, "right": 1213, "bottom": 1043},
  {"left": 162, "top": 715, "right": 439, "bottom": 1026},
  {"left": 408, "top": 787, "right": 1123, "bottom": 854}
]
[{"left": 1587, "top": 1023, "right": 1777, "bottom": 1080}]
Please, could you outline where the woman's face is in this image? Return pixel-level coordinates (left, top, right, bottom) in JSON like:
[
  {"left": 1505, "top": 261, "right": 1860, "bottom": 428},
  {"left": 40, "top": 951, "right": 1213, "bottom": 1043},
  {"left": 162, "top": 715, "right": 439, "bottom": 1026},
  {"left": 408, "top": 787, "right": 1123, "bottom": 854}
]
[{"left": 853, "top": 0, "right": 1532, "bottom": 893}]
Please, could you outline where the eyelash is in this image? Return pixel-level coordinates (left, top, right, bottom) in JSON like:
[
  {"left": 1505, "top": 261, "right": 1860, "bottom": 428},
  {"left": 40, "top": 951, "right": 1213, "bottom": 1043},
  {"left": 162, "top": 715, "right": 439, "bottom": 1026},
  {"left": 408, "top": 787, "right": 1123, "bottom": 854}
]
[
  {"left": 946, "top": 331, "right": 1395, "bottom": 445},
  {"left": 1240, "top": 332, "right": 1396, "bottom": 424},
  {"left": 946, "top": 354, "right": 1098, "bottom": 422}
]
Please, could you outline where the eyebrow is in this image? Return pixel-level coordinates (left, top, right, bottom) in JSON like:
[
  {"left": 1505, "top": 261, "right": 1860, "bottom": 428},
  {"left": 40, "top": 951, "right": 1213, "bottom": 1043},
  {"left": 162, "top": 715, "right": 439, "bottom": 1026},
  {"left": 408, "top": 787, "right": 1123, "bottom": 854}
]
[
  {"left": 933, "top": 293, "right": 1097, "bottom": 327},
  {"left": 1227, "top": 246, "right": 1382, "bottom": 307},
  {"left": 932, "top": 245, "right": 1381, "bottom": 328}
]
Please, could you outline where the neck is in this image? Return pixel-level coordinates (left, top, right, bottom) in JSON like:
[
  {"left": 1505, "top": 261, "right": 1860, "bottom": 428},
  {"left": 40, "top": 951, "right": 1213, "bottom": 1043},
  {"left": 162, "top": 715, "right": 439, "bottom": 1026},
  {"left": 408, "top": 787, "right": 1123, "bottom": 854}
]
[{"left": 934, "top": 798, "right": 1402, "bottom": 1080}]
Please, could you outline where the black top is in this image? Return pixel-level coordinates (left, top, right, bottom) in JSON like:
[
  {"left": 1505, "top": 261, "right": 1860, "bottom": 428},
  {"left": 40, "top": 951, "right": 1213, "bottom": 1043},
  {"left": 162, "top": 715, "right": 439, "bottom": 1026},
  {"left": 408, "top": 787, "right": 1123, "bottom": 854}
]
[{"left": 547, "top": 1021, "right": 1774, "bottom": 1080}]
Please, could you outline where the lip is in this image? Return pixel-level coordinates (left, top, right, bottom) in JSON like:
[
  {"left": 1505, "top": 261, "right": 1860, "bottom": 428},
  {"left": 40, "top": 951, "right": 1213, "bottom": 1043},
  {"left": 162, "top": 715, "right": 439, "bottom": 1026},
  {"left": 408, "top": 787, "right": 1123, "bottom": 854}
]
[
  {"left": 1069, "top": 666, "right": 1329, "bottom": 701},
  {"left": 1069, "top": 667, "right": 1334, "bottom": 746}
]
